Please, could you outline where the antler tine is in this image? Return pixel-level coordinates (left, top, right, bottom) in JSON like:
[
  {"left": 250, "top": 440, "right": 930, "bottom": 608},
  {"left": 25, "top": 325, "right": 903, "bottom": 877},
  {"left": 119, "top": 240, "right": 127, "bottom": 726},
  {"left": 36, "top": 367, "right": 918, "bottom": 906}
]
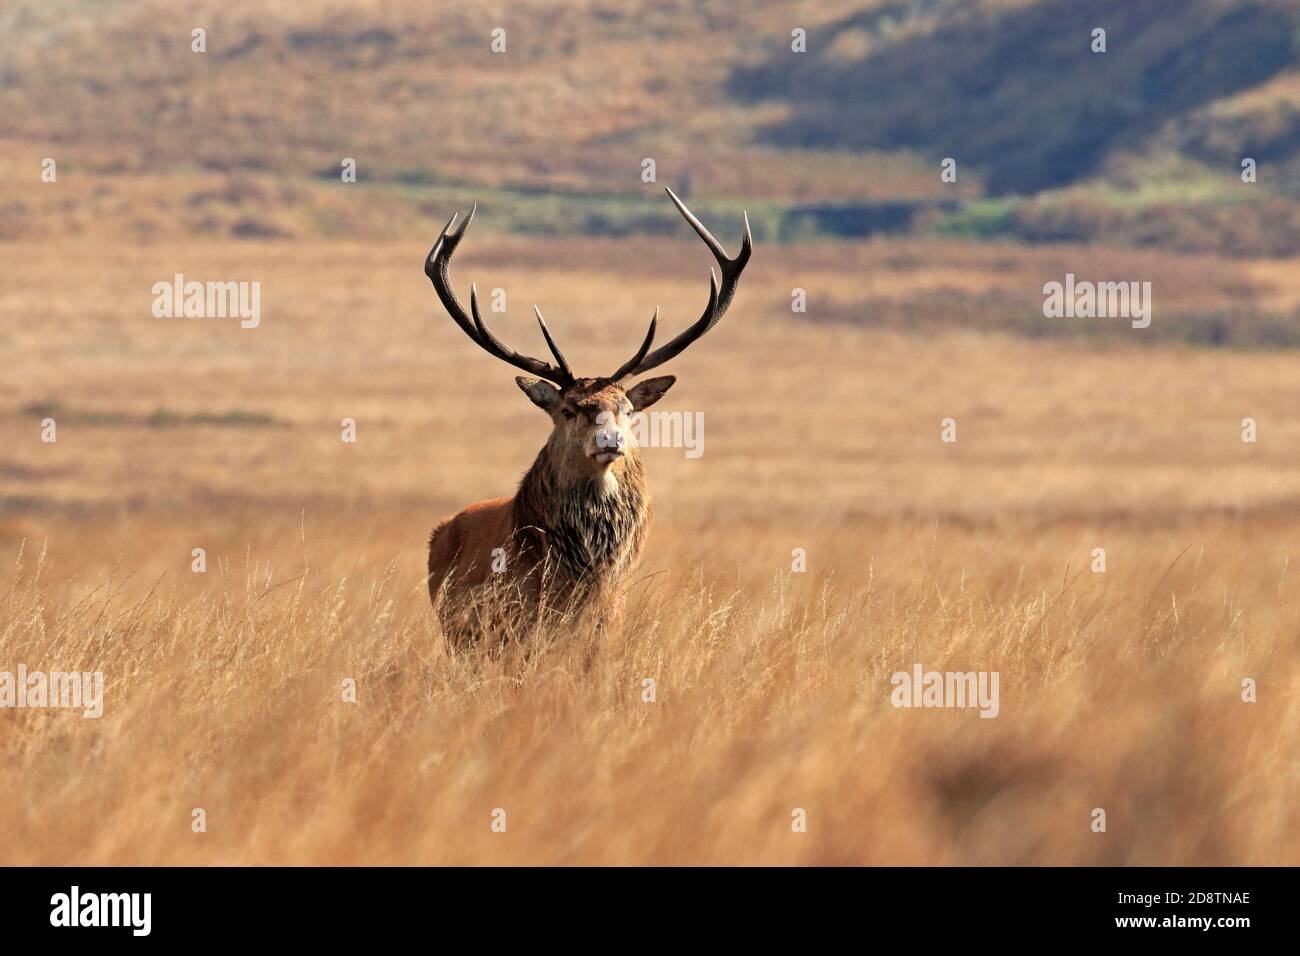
[
  {"left": 610, "top": 189, "right": 752, "bottom": 380},
  {"left": 458, "top": 202, "right": 477, "bottom": 235},
  {"left": 532, "top": 306, "right": 573, "bottom": 381},
  {"left": 665, "top": 187, "right": 727, "bottom": 260},
  {"left": 609, "top": 308, "right": 658, "bottom": 382},
  {"left": 424, "top": 204, "right": 477, "bottom": 276},
  {"left": 424, "top": 213, "right": 456, "bottom": 281},
  {"left": 467, "top": 284, "right": 574, "bottom": 386},
  {"left": 468, "top": 282, "right": 503, "bottom": 348},
  {"left": 424, "top": 206, "right": 574, "bottom": 387}
]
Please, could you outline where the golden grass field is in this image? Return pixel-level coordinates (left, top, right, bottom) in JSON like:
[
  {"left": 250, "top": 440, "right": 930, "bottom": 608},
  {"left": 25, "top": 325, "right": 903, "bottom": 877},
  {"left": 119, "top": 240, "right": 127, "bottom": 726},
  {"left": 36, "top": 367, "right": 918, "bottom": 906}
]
[{"left": 1, "top": 231, "right": 1297, "bottom": 865}]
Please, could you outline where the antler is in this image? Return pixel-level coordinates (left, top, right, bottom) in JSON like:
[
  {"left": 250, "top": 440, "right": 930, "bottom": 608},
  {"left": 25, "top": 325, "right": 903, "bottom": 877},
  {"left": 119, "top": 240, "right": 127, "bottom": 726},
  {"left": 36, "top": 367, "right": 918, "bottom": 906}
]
[
  {"left": 610, "top": 187, "right": 752, "bottom": 381},
  {"left": 424, "top": 206, "right": 574, "bottom": 387}
]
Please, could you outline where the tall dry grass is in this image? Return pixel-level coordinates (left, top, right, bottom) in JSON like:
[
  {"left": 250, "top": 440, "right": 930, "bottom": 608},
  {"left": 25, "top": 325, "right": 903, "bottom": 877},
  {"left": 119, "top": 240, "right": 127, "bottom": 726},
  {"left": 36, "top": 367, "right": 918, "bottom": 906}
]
[
  {"left": 1, "top": 235, "right": 1298, "bottom": 864},
  {"left": 1, "top": 510, "right": 1295, "bottom": 865}
]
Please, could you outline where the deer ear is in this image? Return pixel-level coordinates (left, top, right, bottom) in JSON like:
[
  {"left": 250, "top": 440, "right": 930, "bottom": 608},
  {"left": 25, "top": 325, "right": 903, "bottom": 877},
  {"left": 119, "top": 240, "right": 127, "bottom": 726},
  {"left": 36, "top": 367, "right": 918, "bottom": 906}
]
[
  {"left": 626, "top": 375, "right": 676, "bottom": 411},
  {"left": 516, "top": 376, "right": 561, "bottom": 412}
]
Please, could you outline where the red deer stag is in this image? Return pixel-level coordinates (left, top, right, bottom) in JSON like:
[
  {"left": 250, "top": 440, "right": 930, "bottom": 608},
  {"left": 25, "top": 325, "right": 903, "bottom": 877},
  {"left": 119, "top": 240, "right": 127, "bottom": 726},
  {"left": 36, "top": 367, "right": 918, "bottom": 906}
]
[{"left": 425, "top": 188, "right": 751, "bottom": 647}]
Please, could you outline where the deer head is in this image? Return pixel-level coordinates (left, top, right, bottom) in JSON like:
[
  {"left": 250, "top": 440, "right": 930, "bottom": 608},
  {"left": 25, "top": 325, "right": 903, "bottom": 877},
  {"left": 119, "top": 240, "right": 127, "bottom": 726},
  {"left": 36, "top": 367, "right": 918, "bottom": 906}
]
[{"left": 423, "top": 188, "right": 751, "bottom": 479}]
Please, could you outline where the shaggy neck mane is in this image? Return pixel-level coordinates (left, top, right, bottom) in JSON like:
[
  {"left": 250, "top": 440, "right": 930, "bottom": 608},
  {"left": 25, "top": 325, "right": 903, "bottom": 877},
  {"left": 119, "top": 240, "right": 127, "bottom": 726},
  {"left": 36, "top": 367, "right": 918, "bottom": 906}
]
[{"left": 513, "top": 442, "right": 649, "bottom": 581}]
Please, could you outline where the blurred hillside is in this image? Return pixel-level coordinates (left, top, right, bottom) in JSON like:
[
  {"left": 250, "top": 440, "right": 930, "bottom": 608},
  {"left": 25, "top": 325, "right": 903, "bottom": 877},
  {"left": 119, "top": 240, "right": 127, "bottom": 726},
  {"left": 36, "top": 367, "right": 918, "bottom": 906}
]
[
  {"left": 3, "top": 0, "right": 1299, "bottom": 254},
  {"left": 734, "top": 0, "right": 1300, "bottom": 255}
]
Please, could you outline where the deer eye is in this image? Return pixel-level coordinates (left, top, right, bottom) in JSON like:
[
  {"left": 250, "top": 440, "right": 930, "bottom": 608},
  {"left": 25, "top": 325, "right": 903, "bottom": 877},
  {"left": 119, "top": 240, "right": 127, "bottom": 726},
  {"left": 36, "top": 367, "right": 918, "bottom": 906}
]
[{"left": 561, "top": 408, "right": 576, "bottom": 421}]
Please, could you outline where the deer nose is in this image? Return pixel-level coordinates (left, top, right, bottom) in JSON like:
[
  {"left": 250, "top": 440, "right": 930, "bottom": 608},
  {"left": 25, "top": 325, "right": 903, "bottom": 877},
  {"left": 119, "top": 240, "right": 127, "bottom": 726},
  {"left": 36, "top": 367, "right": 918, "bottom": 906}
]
[{"left": 596, "top": 429, "right": 626, "bottom": 451}]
